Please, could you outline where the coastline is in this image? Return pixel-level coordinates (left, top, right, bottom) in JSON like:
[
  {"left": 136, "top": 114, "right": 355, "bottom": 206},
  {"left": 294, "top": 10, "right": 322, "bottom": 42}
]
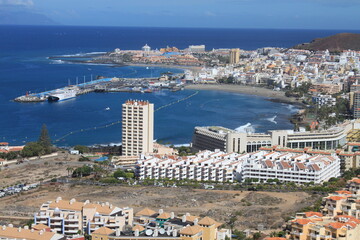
[
  {"left": 125, "top": 63, "right": 202, "bottom": 72},
  {"left": 185, "top": 84, "right": 301, "bottom": 104}
]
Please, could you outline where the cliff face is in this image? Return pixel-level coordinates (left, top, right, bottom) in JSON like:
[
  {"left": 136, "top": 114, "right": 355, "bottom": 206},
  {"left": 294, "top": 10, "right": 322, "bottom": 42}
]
[{"left": 293, "top": 33, "right": 360, "bottom": 52}]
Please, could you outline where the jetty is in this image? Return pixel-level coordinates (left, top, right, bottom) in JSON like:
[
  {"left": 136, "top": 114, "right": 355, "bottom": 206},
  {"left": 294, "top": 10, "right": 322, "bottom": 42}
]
[{"left": 14, "top": 76, "right": 184, "bottom": 103}]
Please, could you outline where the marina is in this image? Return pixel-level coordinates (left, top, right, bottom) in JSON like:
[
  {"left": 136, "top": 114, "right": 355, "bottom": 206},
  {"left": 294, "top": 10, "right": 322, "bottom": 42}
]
[{"left": 14, "top": 76, "right": 184, "bottom": 103}]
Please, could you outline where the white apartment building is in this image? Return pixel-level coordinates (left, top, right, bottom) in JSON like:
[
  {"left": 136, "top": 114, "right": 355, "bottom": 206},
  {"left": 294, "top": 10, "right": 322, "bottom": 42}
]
[
  {"left": 122, "top": 100, "right": 154, "bottom": 156},
  {"left": 193, "top": 120, "right": 360, "bottom": 153},
  {"left": 34, "top": 198, "right": 133, "bottom": 236},
  {"left": 137, "top": 148, "right": 340, "bottom": 184},
  {"left": 312, "top": 94, "right": 337, "bottom": 106}
]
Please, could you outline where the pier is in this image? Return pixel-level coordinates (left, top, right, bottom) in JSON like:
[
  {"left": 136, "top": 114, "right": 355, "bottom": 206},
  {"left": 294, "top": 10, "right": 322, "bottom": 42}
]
[{"left": 14, "top": 76, "right": 183, "bottom": 103}]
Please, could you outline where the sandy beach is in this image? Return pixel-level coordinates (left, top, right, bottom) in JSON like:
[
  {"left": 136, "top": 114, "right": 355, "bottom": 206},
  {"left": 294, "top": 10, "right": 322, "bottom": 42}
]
[
  {"left": 126, "top": 63, "right": 202, "bottom": 71},
  {"left": 185, "top": 84, "right": 301, "bottom": 105}
]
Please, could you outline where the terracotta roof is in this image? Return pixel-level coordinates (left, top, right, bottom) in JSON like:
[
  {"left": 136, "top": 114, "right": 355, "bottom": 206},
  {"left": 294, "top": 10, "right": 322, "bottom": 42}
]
[
  {"left": 349, "top": 178, "right": 360, "bottom": 184},
  {"left": 304, "top": 212, "right": 323, "bottom": 218},
  {"left": 348, "top": 142, "right": 360, "bottom": 146},
  {"left": 132, "top": 225, "right": 145, "bottom": 232},
  {"left": 49, "top": 199, "right": 84, "bottom": 211},
  {"left": 83, "top": 203, "right": 114, "bottom": 215},
  {"left": 135, "top": 208, "right": 157, "bottom": 217},
  {"left": 296, "top": 162, "right": 306, "bottom": 170},
  {"left": 263, "top": 160, "right": 274, "bottom": 168},
  {"left": 198, "top": 216, "right": 218, "bottom": 226},
  {"left": 32, "top": 224, "right": 50, "bottom": 231},
  {"left": 335, "top": 190, "right": 352, "bottom": 195},
  {"left": 0, "top": 226, "right": 56, "bottom": 240},
  {"left": 279, "top": 161, "right": 292, "bottom": 169},
  {"left": 292, "top": 219, "right": 313, "bottom": 225},
  {"left": 180, "top": 225, "right": 203, "bottom": 235},
  {"left": 92, "top": 227, "right": 115, "bottom": 235},
  {"left": 327, "top": 196, "right": 346, "bottom": 201},
  {"left": 327, "top": 222, "right": 346, "bottom": 229},
  {"left": 309, "top": 164, "right": 321, "bottom": 171},
  {"left": 157, "top": 212, "right": 171, "bottom": 219},
  {"left": 186, "top": 215, "right": 200, "bottom": 222}
]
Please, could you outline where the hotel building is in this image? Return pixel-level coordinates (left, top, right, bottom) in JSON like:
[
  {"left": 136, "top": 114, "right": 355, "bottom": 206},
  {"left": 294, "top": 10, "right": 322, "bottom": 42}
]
[
  {"left": 137, "top": 148, "right": 341, "bottom": 184},
  {"left": 122, "top": 100, "right": 154, "bottom": 156},
  {"left": 34, "top": 198, "right": 133, "bottom": 236},
  {"left": 193, "top": 120, "right": 360, "bottom": 153},
  {"left": 91, "top": 208, "right": 230, "bottom": 240},
  {"left": 229, "top": 48, "right": 240, "bottom": 64}
]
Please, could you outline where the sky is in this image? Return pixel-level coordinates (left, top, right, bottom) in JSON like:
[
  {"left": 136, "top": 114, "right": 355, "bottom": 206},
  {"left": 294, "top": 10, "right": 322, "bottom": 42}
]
[{"left": 0, "top": 0, "right": 360, "bottom": 29}]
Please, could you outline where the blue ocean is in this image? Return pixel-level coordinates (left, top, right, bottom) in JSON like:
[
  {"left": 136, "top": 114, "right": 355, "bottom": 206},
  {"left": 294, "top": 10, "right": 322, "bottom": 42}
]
[{"left": 0, "top": 26, "right": 359, "bottom": 146}]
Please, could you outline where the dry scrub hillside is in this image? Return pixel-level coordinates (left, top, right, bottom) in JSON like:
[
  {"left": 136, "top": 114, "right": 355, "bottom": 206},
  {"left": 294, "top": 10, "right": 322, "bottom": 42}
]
[{"left": 0, "top": 184, "right": 321, "bottom": 231}]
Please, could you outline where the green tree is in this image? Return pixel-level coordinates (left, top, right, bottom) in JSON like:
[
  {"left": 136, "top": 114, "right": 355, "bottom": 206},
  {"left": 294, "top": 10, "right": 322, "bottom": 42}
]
[
  {"left": 38, "top": 124, "right": 52, "bottom": 148},
  {"left": 21, "top": 142, "right": 45, "bottom": 157},
  {"left": 114, "top": 169, "right": 127, "bottom": 179},
  {"left": 252, "top": 232, "right": 262, "bottom": 240},
  {"left": 74, "top": 145, "right": 90, "bottom": 154}
]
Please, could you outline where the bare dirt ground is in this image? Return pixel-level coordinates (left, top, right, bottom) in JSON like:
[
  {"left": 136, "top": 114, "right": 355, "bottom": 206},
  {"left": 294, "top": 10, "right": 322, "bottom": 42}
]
[
  {"left": 0, "top": 182, "right": 319, "bottom": 231},
  {"left": 0, "top": 153, "right": 84, "bottom": 188}
]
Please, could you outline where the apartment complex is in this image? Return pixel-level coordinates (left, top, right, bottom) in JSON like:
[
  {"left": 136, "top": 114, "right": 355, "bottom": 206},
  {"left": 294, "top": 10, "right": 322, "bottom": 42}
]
[
  {"left": 229, "top": 48, "right": 240, "bottom": 64},
  {"left": 122, "top": 100, "right": 154, "bottom": 156},
  {"left": 137, "top": 148, "right": 341, "bottom": 184},
  {"left": 34, "top": 198, "right": 133, "bottom": 236},
  {"left": 193, "top": 120, "right": 360, "bottom": 153},
  {"left": 289, "top": 214, "right": 360, "bottom": 240},
  {"left": 91, "top": 208, "right": 230, "bottom": 240},
  {"left": 288, "top": 178, "right": 360, "bottom": 240}
]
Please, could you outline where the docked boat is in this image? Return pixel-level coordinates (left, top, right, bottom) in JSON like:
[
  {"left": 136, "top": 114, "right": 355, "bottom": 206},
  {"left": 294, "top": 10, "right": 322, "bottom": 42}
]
[
  {"left": 48, "top": 89, "right": 77, "bottom": 102},
  {"left": 144, "top": 88, "right": 153, "bottom": 93}
]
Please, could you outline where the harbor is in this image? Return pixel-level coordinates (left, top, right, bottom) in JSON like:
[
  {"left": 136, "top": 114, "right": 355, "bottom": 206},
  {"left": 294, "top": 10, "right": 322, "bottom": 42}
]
[{"left": 14, "top": 75, "right": 185, "bottom": 103}]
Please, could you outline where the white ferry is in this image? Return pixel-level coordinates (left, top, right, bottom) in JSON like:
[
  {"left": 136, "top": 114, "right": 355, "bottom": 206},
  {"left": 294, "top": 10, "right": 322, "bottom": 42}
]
[{"left": 48, "top": 89, "right": 77, "bottom": 102}]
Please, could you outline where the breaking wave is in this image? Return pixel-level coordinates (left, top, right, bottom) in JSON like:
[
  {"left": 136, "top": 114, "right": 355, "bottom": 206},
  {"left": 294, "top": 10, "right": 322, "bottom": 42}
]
[
  {"left": 266, "top": 115, "right": 277, "bottom": 124},
  {"left": 235, "top": 123, "right": 255, "bottom": 133}
]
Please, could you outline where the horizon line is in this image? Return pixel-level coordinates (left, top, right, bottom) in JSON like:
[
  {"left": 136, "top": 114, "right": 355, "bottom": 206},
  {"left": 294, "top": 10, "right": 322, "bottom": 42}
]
[{"left": 1, "top": 24, "right": 360, "bottom": 32}]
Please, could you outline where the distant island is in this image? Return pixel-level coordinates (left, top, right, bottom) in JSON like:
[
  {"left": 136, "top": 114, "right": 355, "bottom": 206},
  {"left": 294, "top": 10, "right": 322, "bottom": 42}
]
[{"left": 293, "top": 32, "right": 360, "bottom": 52}]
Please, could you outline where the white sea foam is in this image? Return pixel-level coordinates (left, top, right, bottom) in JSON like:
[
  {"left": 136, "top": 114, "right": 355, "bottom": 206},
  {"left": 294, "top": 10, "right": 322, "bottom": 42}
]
[
  {"left": 88, "top": 142, "right": 122, "bottom": 147},
  {"left": 235, "top": 123, "right": 255, "bottom": 133},
  {"left": 172, "top": 143, "right": 191, "bottom": 147},
  {"left": 51, "top": 59, "right": 65, "bottom": 64},
  {"left": 266, "top": 115, "right": 277, "bottom": 124},
  {"left": 58, "top": 52, "right": 106, "bottom": 57},
  {"left": 286, "top": 104, "right": 299, "bottom": 113}
]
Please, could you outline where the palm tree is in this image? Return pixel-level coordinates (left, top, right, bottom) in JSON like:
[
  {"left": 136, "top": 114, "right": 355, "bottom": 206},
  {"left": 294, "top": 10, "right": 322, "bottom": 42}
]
[{"left": 66, "top": 167, "right": 74, "bottom": 176}]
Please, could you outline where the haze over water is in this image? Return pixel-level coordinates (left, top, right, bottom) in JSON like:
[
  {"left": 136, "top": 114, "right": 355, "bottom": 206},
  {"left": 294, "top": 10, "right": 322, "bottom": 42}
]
[{"left": 1, "top": 26, "right": 359, "bottom": 146}]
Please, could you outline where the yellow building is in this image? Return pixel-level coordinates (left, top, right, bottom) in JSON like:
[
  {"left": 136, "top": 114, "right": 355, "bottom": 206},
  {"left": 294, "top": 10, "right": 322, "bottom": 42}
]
[
  {"left": 229, "top": 48, "right": 240, "bottom": 64},
  {"left": 34, "top": 197, "right": 133, "bottom": 236}
]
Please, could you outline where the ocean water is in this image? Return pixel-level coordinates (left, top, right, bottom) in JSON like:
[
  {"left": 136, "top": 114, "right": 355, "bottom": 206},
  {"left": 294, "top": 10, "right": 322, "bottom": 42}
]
[{"left": 0, "top": 26, "right": 359, "bottom": 146}]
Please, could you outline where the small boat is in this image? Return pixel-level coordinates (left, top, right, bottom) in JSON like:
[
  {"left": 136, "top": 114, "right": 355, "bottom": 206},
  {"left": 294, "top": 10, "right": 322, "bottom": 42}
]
[
  {"left": 105, "top": 107, "right": 110, "bottom": 111},
  {"left": 144, "top": 88, "right": 153, "bottom": 93}
]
